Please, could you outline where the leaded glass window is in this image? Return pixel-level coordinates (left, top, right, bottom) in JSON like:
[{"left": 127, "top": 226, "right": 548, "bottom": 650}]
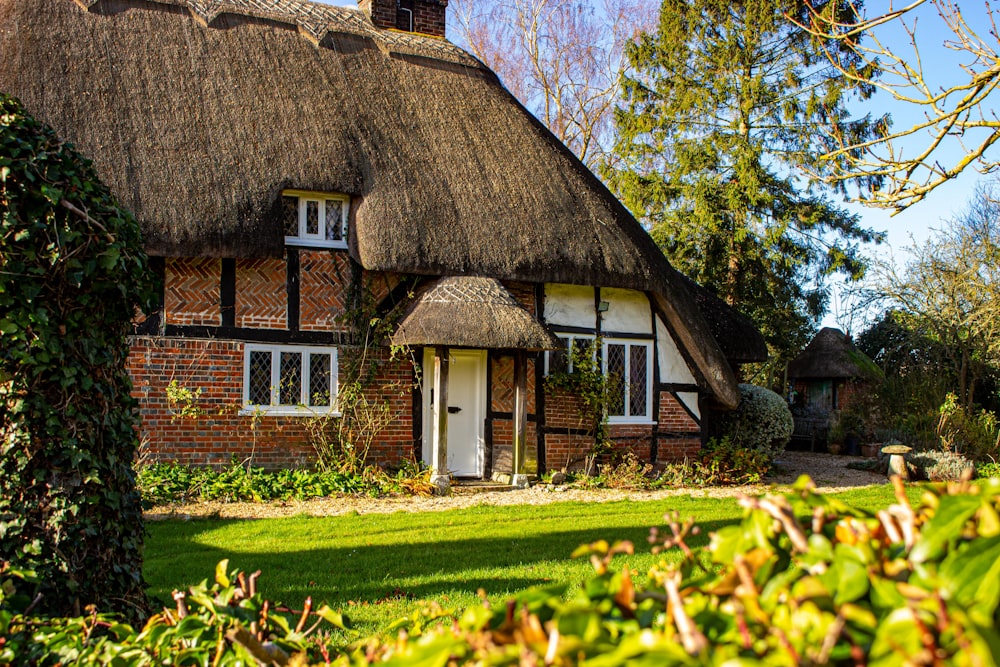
[
  {"left": 243, "top": 345, "right": 338, "bottom": 414},
  {"left": 282, "top": 191, "right": 349, "bottom": 248}
]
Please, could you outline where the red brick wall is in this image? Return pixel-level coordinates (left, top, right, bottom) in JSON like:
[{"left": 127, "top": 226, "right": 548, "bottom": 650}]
[
  {"left": 543, "top": 387, "right": 597, "bottom": 471},
  {"left": 165, "top": 258, "right": 220, "bottom": 326},
  {"left": 300, "top": 251, "right": 351, "bottom": 332},
  {"left": 360, "top": 0, "right": 395, "bottom": 29},
  {"left": 413, "top": 0, "right": 447, "bottom": 36},
  {"left": 235, "top": 258, "right": 286, "bottom": 329},
  {"left": 607, "top": 424, "right": 653, "bottom": 462},
  {"left": 129, "top": 337, "right": 417, "bottom": 469},
  {"left": 489, "top": 421, "right": 538, "bottom": 475},
  {"left": 490, "top": 355, "right": 536, "bottom": 413},
  {"left": 503, "top": 281, "right": 537, "bottom": 316},
  {"left": 544, "top": 432, "right": 597, "bottom": 472},
  {"left": 655, "top": 392, "right": 701, "bottom": 461}
]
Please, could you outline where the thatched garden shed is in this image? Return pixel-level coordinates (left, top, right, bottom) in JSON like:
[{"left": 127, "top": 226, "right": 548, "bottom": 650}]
[
  {"left": 0, "top": 0, "right": 764, "bottom": 487},
  {"left": 787, "top": 328, "right": 881, "bottom": 451}
]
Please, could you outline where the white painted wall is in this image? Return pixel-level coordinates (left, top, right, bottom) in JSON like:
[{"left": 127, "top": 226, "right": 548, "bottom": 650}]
[
  {"left": 600, "top": 287, "right": 653, "bottom": 334},
  {"left": 676, "top": 391, "right": 701, "bottom": 420},
  {"left": 544, "top": 283, "right": 597, "bottom": 329},
  {"left": 656, "top": 316, "right": 697, "bottom": 385}
]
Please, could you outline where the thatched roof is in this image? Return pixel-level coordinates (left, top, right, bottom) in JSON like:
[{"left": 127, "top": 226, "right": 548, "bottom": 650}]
[
  {"left": 787, "top": 328, "right": 881, "bottom": 380},
  {"left": 392, "top": 276, "right": 560, "bottom": 351},
  {"left": 677, "top": 274, "right": 767, "bottom": 364},
  {"left": 0, "top": 0, "right": 747, "bottom": 408}
]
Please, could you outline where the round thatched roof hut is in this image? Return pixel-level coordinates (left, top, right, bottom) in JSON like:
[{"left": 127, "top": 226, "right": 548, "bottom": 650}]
[{"left": 788, "top": 328, "right": 881, "bottom": 381}]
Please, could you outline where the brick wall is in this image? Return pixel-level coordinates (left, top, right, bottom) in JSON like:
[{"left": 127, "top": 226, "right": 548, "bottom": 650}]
[
  {"left": 656, "top": 392, "right": 701, "bottom": 461},
  {"left": 235, "top": 258, "right": 286, "bottom": 329},
  {"left": 300, "top": 251, "right": 350, "bottom": 332},
  {"left": 165, "top": 258, "right": 220, "bottom": 326},
  {"left": 490, "top": 355, "right": 536, "bottom": 413},
  {"left": 129, "top": 337, "right": 417, "bottom": 469},
  {"left": 503, "top": 280, "right": 537, "bottom": 316},
  {"left": 412, "top": 1, "right": 446, "bottom": 36}
]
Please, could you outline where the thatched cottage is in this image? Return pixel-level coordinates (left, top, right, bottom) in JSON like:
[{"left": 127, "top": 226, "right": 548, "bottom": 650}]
[{"left": 0, "top": 0, "right": 764, "bottom": 486}]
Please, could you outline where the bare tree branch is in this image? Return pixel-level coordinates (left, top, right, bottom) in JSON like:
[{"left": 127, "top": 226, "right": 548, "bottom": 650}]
[
  {"left": 793, "top": 0, "right": 1000, "bottom": 213},
  {"left": 449, "top": 0, "right": 657, "bottom": 169}
]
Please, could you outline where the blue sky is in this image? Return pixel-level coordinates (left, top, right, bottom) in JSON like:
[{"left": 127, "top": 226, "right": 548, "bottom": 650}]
[{"left": 317, "top": 0, "right": 991, "bottom": 329}]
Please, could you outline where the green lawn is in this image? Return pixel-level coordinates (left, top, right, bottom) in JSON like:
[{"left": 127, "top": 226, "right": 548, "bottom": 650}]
[{"left": 144, "top": 484, "right": 901, "bottom": 634}]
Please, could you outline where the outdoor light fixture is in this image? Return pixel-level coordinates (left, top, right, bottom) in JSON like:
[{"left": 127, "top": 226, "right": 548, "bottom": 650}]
[{"left": 597, "top": 300, "right": 610, "bottom": 312}]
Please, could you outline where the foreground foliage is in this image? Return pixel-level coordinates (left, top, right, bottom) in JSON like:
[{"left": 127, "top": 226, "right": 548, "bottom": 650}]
[
  {"left": 6, "top": 477, "right": 999, "bottom": 664},
  {"left": 0, "top": 94, "right": 157, "bottom": 618}
]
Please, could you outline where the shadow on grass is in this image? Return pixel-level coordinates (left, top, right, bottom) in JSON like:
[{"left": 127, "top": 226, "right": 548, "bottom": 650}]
[{"left": 144, "top": 515, "right": 741, "bottom": 612}]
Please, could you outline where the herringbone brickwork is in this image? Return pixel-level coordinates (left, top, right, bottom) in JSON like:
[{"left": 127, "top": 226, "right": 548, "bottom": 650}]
[
  {"left": 165, "top": 258, "right": 220, "bottom": 326},
  {"left": 236, "top": 258, "right": 287, "bottom": 329},
  {"left": 300, "top": 251, "right": 350, "bottom": 331},
  {"left": 490, "top": 355, "right": 536, "bottom": 413}
]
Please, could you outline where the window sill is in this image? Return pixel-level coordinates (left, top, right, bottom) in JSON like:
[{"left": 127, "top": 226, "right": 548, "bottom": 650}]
[
  {"left": 239, "top": 407, "right": 341, "bottom": 417},
  {"left": 284, "top": 238, "right": 348, "bottom": 250},
  {"left": 607, "top": 419, "right": 658, "bottom": 426}
]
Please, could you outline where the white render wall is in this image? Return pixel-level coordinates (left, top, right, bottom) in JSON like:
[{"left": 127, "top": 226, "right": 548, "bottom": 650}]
[
  {"left": 543, "top": 284, "right": 597, "bottom": 329},
  {"left": 544, "top": 283, "right": 700, "bottom": 418},
  {"left": 599, "top": 287, "right": 653, "bottom": 334}
]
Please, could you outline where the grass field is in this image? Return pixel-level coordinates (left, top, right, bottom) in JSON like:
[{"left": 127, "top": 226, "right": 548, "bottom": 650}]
[{"left": 144, "top": 484, "right": 903, "bottom": 634}]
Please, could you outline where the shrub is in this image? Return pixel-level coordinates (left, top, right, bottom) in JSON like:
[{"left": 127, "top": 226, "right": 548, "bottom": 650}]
[
  {"left": 11, "top": 477, "right": 1000, "bottom": 665},
  {"left": 0, "top": 95, "right": 158, "bottom": 618},
  {"left": 978, "top": 461, "right": 1000, "bottom": 478},
  {"left": 598, "top": 450, "right": 656, "bottom": 490},
  {"left": 717, "top": 383, "right": 793, "bottom": 462},
  {"left": 655, "top": 437, "right": 771, "bottom": 487},
  {"left": 136, "top": 458, "right": 380, "bottom": 505},
  {"left": 937, "top": 392, "right": 1000, "bottom": 461},
  {"left": 909, "top": 449, "right": 976, "bottom": 482}
]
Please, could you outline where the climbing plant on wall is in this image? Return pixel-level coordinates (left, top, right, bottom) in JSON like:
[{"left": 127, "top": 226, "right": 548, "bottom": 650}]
[{"left": 0, "top": 94, "right": 158, "bottom": 618}]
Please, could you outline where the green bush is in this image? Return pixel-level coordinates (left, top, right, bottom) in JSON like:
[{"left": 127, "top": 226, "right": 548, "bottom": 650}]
[
  {"left": 599, "top": 450, "right": 656, "bottom": 490},
  {"left": 137, "top": 458, "right": 381, "bottom": 505},
  {"left": 909, "top": 449, "right": 977, "bottom": 482},
  {"left": 978, "top": 461, "right": 1000, "bottom": 479},
  {"left": 717, "top": 383, "right": 793, "bottom": 462},
  {"left": 937, "top": 392, "right": 1000, "bottom": 461},
  {"left": 658, "top": 436, "right": 771, "bottom": 486},
  {"left": 8, "top": 477, "right": 1000, "bottom": 664},
  {"left": 0, "top": 94, "right": 158, "bottom": 618}
]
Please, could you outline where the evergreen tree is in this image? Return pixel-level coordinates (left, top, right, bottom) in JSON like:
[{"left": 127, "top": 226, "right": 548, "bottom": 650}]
[{"left": 607, "top": 0, "right": 883, "bottom": 378}]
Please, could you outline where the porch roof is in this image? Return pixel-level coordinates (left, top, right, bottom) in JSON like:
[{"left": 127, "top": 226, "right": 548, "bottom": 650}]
[{"left": 391, "top": 276, "right": 561, "bottom": 351}]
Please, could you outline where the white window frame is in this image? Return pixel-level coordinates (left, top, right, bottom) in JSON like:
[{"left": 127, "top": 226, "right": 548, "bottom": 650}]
[
  {"left": 544, "top": 334, "right": 654, "bottom": 424},
  {"left": 282, "top": 189, "right": 349, "bottom": 249},
  {"left": 602, "top": 338, "right": 654, "bottom": 424},
  {"left": 241, "top": 344, "right": 339, "bottom": 416},
  {"left": 543, "top": 333, "right": 596, "bottom": 375}
]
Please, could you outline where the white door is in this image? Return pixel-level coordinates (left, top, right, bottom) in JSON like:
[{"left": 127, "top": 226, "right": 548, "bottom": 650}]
[{"left": 423, "top": 349, "right": 486, "bottom": 477}]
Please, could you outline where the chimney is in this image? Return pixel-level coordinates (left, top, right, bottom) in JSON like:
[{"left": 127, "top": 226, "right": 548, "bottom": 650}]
[{"left": 359, "top": 0, "right": 448, "bottom": 38}]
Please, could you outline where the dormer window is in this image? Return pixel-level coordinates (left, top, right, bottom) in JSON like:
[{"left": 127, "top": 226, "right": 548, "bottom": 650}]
[{"left": 282, "top": 190, "right": 349, "bottom": 249}]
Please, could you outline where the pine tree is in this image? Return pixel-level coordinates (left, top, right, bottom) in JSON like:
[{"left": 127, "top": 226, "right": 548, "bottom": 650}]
[{"left": 607, "top": 0, "right": 883, "bottom": 378}]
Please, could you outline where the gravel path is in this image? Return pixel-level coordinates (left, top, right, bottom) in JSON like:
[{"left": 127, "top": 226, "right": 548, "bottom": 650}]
[{"left": 145, "top": 450, "right": 886, "bottom": 521}]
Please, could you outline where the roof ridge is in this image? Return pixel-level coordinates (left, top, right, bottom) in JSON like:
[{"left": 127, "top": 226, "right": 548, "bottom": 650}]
[{"left": 71, "top": 0, "right": 482, "bottom": 65}]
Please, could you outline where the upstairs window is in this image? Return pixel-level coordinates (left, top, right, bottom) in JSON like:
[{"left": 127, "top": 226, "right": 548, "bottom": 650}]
[{"left": 282, "top": 190, "right": 349, "bottom": 249}]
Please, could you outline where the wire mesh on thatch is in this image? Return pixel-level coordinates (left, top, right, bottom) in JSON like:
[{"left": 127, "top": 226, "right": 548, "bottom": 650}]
[
  {"left": 787, "top": 328, "right": 881, "bottom": 380},
  {"left": 392, "top": 276, "right": 561, "bottom": 351},
  {"left": 677, "top": 274, "right": 767, "bottom": 364},
  {"left": 0, "top": 0, "right": 747, "bottom": 408}
]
